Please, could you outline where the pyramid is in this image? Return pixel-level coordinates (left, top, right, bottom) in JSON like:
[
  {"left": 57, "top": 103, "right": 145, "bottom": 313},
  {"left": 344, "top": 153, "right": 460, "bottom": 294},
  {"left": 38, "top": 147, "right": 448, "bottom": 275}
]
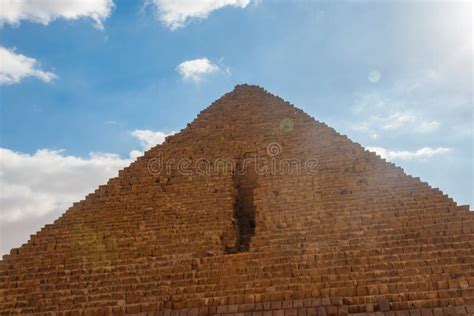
[{"left": 1, "top": 85, "right": 473, "bottom": 315}]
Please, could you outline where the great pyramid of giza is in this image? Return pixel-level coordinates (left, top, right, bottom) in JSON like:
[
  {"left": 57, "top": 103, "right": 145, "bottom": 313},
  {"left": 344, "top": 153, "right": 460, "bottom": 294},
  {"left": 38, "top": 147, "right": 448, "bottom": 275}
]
[{"left": 1, "top": 85, "right": 473, "bottom": 315}]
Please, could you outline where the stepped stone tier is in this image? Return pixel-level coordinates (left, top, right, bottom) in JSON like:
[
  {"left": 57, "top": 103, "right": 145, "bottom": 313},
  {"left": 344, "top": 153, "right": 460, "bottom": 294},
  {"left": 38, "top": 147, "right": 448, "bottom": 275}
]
[{"left": 1, "top": 84, "right": 473, "bottom": 316}]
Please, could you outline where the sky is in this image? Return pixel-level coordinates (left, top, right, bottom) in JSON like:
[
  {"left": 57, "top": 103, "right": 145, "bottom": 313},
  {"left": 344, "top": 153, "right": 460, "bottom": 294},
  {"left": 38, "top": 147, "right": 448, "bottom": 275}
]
[{"left": 0, "top": 0, "right": 472, "bottom": 256}]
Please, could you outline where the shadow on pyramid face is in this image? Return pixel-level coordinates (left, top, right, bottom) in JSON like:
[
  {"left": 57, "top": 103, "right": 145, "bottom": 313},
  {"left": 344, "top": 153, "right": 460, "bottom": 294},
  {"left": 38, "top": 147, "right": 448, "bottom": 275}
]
[{"left": 226, "top": 158, "right": 258, "bottom": 253}]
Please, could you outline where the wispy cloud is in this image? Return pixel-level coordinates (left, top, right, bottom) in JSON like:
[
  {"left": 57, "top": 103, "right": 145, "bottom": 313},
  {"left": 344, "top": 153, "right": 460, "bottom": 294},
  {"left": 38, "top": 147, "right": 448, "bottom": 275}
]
[
  {"left": 350, "top": 92, "right": 441, "bottom": 138},
  {"left": 176, "top": 58, "right": 226, "bottom": 82},
  {"left": 367, "top": 146, "right": 451, "bottom": 161},
  {"left": 0, "top": 47, "right": 57, "bottom": 85},
  {"left": 148, "top": 0, "right": 251, "bottom": 30},
  {"left": 0, "top": 0, "right": 114, "bottom": 29}
]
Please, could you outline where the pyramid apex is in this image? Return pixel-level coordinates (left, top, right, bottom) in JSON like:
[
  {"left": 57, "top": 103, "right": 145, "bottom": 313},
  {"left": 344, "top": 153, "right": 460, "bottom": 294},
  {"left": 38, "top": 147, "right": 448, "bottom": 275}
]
[{"left": 233, "top": 83, "right": 267, "bottom": 93}]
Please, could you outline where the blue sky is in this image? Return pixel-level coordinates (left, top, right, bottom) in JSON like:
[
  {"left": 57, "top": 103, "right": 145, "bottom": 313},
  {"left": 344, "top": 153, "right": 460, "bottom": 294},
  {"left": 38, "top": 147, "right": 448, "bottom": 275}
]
[{"left": 0, "top": 0, "right": 472, "bottom": 255}]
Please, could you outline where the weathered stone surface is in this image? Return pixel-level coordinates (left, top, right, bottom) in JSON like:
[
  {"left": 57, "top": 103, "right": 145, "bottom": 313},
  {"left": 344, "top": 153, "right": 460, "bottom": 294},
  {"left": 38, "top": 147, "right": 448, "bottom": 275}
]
[{"left": 0, "top": 85, "right": 473, "bottom": 315}]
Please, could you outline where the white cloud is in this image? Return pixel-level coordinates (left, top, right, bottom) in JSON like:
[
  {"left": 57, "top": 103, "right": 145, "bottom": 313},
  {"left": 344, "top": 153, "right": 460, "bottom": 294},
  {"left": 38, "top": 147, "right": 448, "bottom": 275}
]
[
  {"left": 367, "top": 146, "right": 451, "bottom": 161},
  {"left": 0, "top": 0, "right": 114, "bottom": 29},
  {"left": 176, "top": 58, "right": 221, "bottom": 82},
  {"left": 130, "top": 129, "right": 175, "bottom": 150},
  {"left": 0, "top": 47, "right": 57, "bottom": 85},
  {"left": 149, "top": 0, "right": 250, "bottom": 30}
]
